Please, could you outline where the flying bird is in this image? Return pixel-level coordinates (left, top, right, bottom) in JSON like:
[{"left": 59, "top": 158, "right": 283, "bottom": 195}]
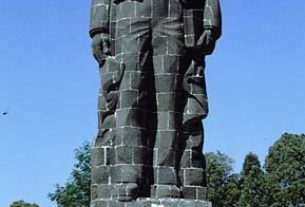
[{"left": 1, "top": 108, "right": 9, "bottom": 116}]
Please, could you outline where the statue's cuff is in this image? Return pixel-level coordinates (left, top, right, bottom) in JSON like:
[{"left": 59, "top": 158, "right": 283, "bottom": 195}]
[
  {"left": 203, "top": 25, "right": 221, "bottom": 40},
  {"left": 89, "top": 2, "right": 110, "bottom": 38},
  {"left": 89, "top": 26, "right": 109, "bottom": 38}
]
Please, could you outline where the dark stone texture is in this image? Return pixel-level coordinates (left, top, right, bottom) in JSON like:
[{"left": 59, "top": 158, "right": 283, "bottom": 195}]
[
  {"left": 90, "top": 0, "right": 221, "bottom": 205},
  {"left": 133, "top": 146, "right": 151, "bottom": 165},
  {"left": 154, "top": 167, "right": 177, "bottom": 184},
  {"left": 183, "top": 168, "right": 205, "bottom": 186},
  {"left": 92, "top": 147, "right": 106, "bottom": 166},
  {"left": 96, "top": 184, "right": 112, "bottom": 199},
  {"left": 137, "top": 198, "right": 212, "bottom": 207},
  {"left": 154, "top": 131, "right": 177, "bottom": 149},
  {"left": 113, "top": 183, "right": 140, "bottom": 201},
  {"left": 154, "top": 149, "right": 175, "bottom": 167},
  {"left": 151, "top": 185, "right": 181, "bottom": 198},
  {"left": 92, "top": 166, "right": 111, "bottom": 184},
  {"left": 91, "top": 200, "right": 109, "bottom": 207},
  {"left": 114, "top": 165, "right": 144, "bottom": 184},
  {"left": 91, "top": 194, "right": 211, "bottom": 206},
  {"left": 115, "top": 128, "right": 147, "bottom": 147},
  {"left": 115, "top": 146, "right": 133, "bottom": 164},
  {"left": 182, "top": 186, "right": 196, "bottom": 199}
]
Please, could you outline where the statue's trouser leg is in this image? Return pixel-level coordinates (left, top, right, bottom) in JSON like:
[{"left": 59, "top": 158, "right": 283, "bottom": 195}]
[
  {"left": 112, "top": 1, "right": 154, "bottom": 200},
  {"left": 91, "top": 73, "right": 118, "bottom": 204},
  {"left": 179, "top": 59, "right": 209, "bottom": 199},
  {"left": 179, "top": 121, "right": 208, "bottom": 200},
  {"left": 150, "top": 0, "right": 186, "bottom": 198}
]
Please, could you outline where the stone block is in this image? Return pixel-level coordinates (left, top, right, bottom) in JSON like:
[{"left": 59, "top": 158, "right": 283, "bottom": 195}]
[
  {"left": 97, "top": 184, "right": 112, "bottom": 199},
  {"left": 153, "top": 55, "right": 165, "bottom": 74},
  {"left": 136, "top": 198, "right": 212, "bottom": 207},
  {"left": 113, "top": 183, "right": 139, "bottom": 202},
  {"left": 92, "top": 147, "right": 112, "bottom": 166},
  {"left": 121, "top": 54, "right": 140, "bottom": 72},
  {"left": 151, "top": 185, "right": 181, "bottom": 199},
  {"left": 116, "top": 108, "right": 143, "bottom": 128},
  {"left": 154, "top": 131, "right": 177, "bottom": 149},
  {"left": 168, "top": 36, "right": 184, "bottom": 55},
  {"left": 182, "top": 186, "right": 196, "bottom": 199},
  {"left": 133, "top": 146, "right": 150, "bottom": 165},
  {"left": 91, "top": 200, "right": 110, "bottom": 207},
  {"left": 152, "top": 0, "right": 169, "bottom": 18},
  {"left": 156, "top": 112, "right": 169, "bottom": 130},
  {"left": 119, "top": 90, "right": 139, "bottom": 109},
  {"left": 196, "top": 187, "right": 208, "bottom": 200},
  {"left": 117, "top": 1, "right": 135, "bottom": 19},
  {"left": 115, "top": 128, "right": 147, "bottom": 147},
  {"left": 180, "top": 150, "right": 191, "bottom": 168},
  {"left": 115, "top": 146, "right": 133, "bottom": 164},
  {"left": 152, "top": 36, "right": 168, "bottom": 56},
  {"left": 154, "top": 167, "right": 176, "bottom": 185},
  {"left": 184, "top": 168, "right": 205, "bottom": 186},
  {"left": 154, "top": 74, "right": 176, "bottom": 93},
  {"left": 92, "top": 166, "right": 111, "bottom": 184},
  {"left": 92, "top": 147, "right": 106, "bottom": 166},
  {"left": 114, "top": 165, "right": 144, "bottom": 183},
  {"left": 190, "top": 150, "right": 205, "bottom": 168},
  {"left": 156, "top": 93, "right": 175, "bottom": 111}
]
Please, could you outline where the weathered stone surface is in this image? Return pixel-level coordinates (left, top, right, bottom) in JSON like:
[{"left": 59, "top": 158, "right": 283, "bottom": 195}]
[
  {"left": 92, "top": 198, "right": 212, "bottom": 207},
  {"left": 89, "top": 0, "right": 222, "bottom": 205}
]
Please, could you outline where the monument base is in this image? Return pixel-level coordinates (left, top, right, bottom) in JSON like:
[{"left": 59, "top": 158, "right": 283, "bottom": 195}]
[
  {"left": 93, "top": 198, "right": 212, "bottom": 207},
  {"left": 137, "top": 198, "right": 212, "bottom": 207}
]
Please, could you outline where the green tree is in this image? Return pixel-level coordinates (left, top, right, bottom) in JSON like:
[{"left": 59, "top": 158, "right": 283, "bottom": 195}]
[
  {"left": 223, "top": 173, "right": 241, "bottom": 207},
  {"left": 238, "top": 152, "right": 266, "bottom": 207},
  {"left": 49, "top": 142, "right": 91, "bottom": 207},
  {"left": 10, "top": 200, "right": 39, "bottom": 207},
  {"left": 265, "top": 133, "right": 305, "bottom": 207},
  {"left": 206, "top": 151, "right": 240, "bottom": 207}
]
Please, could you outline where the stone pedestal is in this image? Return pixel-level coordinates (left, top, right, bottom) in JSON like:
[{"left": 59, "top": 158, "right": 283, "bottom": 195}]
[
  {"left": 93, "top": 198, "right": 212, "bottom": 207},
  {"left": 137, "top": 198, "right": 212, "bottom": 207}
]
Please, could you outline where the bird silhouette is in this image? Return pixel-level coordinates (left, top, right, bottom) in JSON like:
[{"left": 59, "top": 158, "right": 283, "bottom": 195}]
[{"left": 1, "top": 108, "right": 9, "bottom": 115}]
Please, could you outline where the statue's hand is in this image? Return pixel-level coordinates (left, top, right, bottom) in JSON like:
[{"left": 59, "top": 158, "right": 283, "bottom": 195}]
[
  {"left": 196, "top": 29, "right": 216, "bottom": 55},
  {"left": 92, "top": 33, "right": 111, "bottom": 65}
]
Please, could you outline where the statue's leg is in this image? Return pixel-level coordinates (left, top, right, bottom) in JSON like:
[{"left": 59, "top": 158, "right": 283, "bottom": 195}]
[
  {"left": 111, "top": 0, "right": 154, "bottom": 201},
  {"left": 151, "top": 0, "right": 186, "bottom": 199},
  {"left": 179, "top": 121, "right": 208, "bottom": 200},
  {"left": 91, "top": 74, "right": 118, "bottom": 205},
  {"left": 179, "top": 59, "right": 209, "bottom": 200}
]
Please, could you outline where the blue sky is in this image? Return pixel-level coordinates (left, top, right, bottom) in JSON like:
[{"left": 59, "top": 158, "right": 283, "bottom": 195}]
[{"left": 0, "top": 0, "right": 305, "bottom": 206}]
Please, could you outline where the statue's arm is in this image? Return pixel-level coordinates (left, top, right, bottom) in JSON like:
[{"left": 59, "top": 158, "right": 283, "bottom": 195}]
[
  {"left": 196, "top": 0, "right": 222, "bottom": 55},
  {"left": 203, "top": 0, "right": 222, "bottom": 40},
  {"left": 89, "top": 0, "right": 111, "bottom": 64},
  {"left": 89, "top": 0, "right": 111, "bottom": 37}
]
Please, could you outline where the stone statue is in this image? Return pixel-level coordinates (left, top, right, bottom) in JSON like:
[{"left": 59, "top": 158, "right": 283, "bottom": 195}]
[{"left": 89, "top": 0, "right": 221, "bottom": 206}]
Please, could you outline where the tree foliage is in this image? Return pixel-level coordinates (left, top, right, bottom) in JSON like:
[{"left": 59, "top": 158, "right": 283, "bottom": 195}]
[
  {"left": 264, "top": 133, "right": 305, "bottom": 207},
  {"left": 48, "top": 142, "right": 91, "bottom": 207},
  {"left": 238, "top": 152, "right": 266, "bottom": 207},
  {"left": 10, "top": 200, "right": 39, "bottom": 207},
  {"left": 206, "top": 151, "right": 240, "bottom": 207}
]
